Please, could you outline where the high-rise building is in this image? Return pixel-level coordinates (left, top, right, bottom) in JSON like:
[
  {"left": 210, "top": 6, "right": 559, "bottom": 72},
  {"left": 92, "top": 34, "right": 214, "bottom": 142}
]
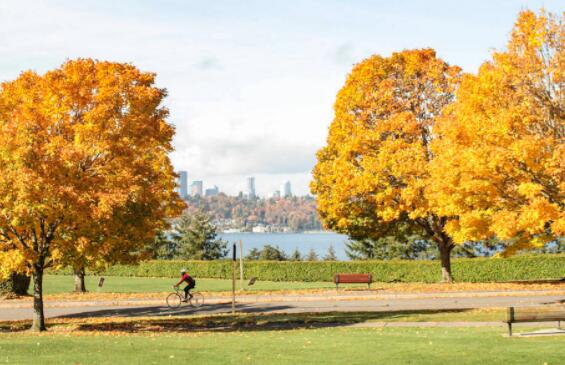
[
  {"left": 176, "top": 171, "right": 188, "bottom": 199},
  {"left": 246, "top": 177, "right": 256, "bottom": 198},
  {"left": 272, "top": 190, "right": 281, "bottom": 199},
  {"left": 205, "top": 185, "right": 219, "bottom": 197},
  {"left": 190, "top": 180, "right": 203, "bottom": 197},
  {"left": 280, "top": 180, "right": 291, "bottom": 198}
]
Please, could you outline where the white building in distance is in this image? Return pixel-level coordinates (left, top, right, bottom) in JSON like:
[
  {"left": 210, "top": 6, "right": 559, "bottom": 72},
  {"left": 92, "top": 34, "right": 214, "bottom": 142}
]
[{"left": 280, "top": 180, "right": 291, "bottom": 198}]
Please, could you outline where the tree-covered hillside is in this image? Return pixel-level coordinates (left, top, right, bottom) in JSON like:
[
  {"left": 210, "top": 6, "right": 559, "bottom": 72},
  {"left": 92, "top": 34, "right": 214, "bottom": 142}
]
[{"left": 184, "top": 195, "right": 322, "bottom": 232}]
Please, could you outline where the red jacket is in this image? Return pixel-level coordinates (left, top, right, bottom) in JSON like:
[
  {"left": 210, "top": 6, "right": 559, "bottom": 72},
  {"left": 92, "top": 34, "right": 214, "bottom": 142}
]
[{"left": 176, "top": 273, "right": 193, "bottom": 286}]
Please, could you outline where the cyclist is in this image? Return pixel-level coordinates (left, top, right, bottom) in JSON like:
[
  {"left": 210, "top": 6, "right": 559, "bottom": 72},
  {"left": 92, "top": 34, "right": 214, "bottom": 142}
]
[{"left": 174, "top": 268, "right": 196, "bottom": 302}]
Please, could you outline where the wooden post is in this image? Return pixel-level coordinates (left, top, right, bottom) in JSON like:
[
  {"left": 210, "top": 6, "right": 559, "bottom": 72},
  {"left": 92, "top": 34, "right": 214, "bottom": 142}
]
[
  {"left": 239, "top": 240, "right": 244, "bottom": 291},
  {"left": 231, "top": 243, "right": 236, "bottom": 314},
  {"left": 507, "top": 307, "right": 514, "bottom": 336}
]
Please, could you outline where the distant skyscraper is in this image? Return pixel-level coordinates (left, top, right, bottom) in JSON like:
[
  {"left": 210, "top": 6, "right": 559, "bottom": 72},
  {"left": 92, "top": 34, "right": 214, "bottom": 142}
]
[
  {"left": 190, "top": 180, "right": 203, "bottom": 197},
  {"left": 177, "top": 171, "right": 188, "bottom": 199},
  {"left": 246, "top": 177, "right": 256, "bottom": 198},
  {"left": 205, "top": 185, "right": 219, "bottom": 197},
  {"left": 280, "top": 180, "right": 291, "bottom": 198},
  {"left": 272, "top": 190, "right": 281, "bottom": 199}
]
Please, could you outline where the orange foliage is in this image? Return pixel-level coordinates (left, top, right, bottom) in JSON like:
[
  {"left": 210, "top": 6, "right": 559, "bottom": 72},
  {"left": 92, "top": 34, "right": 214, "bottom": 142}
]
[
  {"left": 429, "top": 10, "right": 564, "bottom": 255},
  {"left": 311, "top": 49, "right": 461, "bottom": 282}
]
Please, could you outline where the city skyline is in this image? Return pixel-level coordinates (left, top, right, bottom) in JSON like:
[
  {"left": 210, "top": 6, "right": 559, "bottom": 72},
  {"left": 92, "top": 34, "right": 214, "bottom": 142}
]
[{"left": 178, "top": 171, "right": 299, "bottom": 198}]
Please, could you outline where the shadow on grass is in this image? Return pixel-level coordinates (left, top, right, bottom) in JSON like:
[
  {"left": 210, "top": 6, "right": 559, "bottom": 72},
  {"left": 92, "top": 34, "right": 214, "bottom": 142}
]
[
  {"left": 500, "top": 278, "right": 565, "bottom": 285},
  {"left": 1, "top": 308, "right": 482, "bottom": 334},
  {"left": 73, "top": 309, "right": 484, "bottom": 333}
]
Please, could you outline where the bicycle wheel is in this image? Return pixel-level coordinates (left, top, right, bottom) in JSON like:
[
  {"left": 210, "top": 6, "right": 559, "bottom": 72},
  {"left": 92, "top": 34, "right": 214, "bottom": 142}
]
[
  {"left": 189, "top": 292, "right": 204, "bottom": 307},
  {"left": 166, "top": 292, "right": 182, "bottom": 309}
]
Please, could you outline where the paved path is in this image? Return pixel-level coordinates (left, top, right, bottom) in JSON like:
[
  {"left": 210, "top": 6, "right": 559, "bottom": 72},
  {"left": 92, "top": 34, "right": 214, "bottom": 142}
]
[{"left": 1, "top": 292, "right": 563, "bottom": 321}]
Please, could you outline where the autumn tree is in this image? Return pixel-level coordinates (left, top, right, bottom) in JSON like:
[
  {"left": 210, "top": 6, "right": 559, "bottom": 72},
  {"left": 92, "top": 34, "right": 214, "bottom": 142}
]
[
  {"left": 311, "top": 49, "right": 461, "bottom": 282},
  {"left": 0, "top": 59, "right": 183, "bottom": 331},
  {"left": 429, "top": 10, "right": 564, "bottom": 254}
]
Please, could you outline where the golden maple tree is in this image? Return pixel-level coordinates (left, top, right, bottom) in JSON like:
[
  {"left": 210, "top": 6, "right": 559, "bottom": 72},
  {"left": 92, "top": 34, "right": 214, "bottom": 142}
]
[
  {"left": 0, "top": 59, "right": 184, "bottom": 331},
  {"left": 311, "top": 49, "right": 462, "bottom": 282},
  {"left": 429, "top": 10, "right": 564, "bottom": 254}
]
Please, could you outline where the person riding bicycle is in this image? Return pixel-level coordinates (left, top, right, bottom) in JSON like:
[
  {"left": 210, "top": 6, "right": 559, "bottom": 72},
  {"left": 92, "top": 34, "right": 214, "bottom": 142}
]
[{"left": 174, "top": 268, "right": 196, "bottom": 302}]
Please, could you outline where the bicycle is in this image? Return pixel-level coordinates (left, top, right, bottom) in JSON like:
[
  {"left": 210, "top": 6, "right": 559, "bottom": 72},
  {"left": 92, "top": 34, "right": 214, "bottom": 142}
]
[{"left": 166, "top": 286, "right": 204, "bottom": 309}]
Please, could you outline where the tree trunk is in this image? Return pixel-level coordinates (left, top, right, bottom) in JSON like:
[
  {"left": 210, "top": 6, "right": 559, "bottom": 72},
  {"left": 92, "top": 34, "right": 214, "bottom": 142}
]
[
  {"left": 31, "top": 265, "right": 46, "bottom": 332},
  {"left": 0, "top": 272, "right": 30, "bottom": 297},
  {"left": 12, "top": 273, "right": 31, "bottom": 295},
  {"left": 73, "top": 267, "right": 86, "bottom": 293},
  {"left": 438, "top": 241, "right": 454, "bottom": 283}
]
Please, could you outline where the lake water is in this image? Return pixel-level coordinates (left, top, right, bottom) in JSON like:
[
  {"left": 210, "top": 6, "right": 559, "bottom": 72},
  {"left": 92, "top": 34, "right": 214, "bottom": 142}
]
[{"left": 218, "top": 232, "right": 350, "bottom": 260}]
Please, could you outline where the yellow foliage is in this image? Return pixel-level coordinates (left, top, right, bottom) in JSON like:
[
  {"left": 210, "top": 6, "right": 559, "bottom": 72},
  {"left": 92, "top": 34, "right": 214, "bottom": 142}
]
[
  {"left": 0, "top": 59, "right": 185, "bottom": 277},
  {"left": 429, "top": 10, "right": 564, "bottom": 249},
  {"left": 312, "top": 9, "right": 563, "bottom": 264},
  {"left": 311, "top": 49, "right": 461, "bottom": 248}
]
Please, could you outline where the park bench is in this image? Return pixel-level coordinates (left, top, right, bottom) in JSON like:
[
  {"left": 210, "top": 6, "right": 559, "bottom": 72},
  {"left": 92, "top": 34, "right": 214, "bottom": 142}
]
[
  {"left": 333, "top": 273, "right": 372, "bottom": 289},
  {"left": 506, "top": 306, "right": 565, "bottom": 336}
]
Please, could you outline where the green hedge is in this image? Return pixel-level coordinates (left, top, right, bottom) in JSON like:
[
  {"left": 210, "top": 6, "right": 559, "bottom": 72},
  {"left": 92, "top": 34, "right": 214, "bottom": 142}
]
[{"left": 49, "top": 254, "right": 565, "bottom": 283}]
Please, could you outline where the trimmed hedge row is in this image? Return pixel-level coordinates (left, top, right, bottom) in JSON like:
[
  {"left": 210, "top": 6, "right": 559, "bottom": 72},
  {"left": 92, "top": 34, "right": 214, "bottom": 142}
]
[{"left": 50, "top": 254, "right": 565, "bottom": 283}]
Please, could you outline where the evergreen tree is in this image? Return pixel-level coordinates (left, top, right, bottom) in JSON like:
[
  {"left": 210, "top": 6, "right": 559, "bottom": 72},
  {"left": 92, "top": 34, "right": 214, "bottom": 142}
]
[
  {"left": 346, "top": 237, "right": 435, "bottom": 260},
  {"left": 323, "top": 245, "right": 337, "bottom": 261},
  {"left": 171, "top": 212, "right": 228, "bottom": 260},
  {"left": 259, "top": 245, "right": 287, "bottom": 261},
  {"left": 145, "top": 230, "right": 173, "bottom": 259},
  {"left": 305, "top": 248, "right": 318, "bottom": 261},
  {"left": 346, "top": 223, "right": 433, "bottom": 260},
  {"left": 245, "top": 248, "right": 261, "bottom": 260},
  {"left": 290, "top": 248, "right": 302, "bottom": 261}
]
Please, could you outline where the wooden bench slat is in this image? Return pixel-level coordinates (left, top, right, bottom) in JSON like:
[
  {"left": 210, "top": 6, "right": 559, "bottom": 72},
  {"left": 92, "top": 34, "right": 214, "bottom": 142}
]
[
  {"left": 512, "top": 311, "right": 565, "bottom": 322},
  {"left": 506, "top": 306, "right": 564, "bottom": 336}
]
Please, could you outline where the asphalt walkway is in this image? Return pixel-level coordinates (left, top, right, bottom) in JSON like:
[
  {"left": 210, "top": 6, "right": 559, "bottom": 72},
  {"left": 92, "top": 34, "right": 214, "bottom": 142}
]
[{"left": 1, "top": 291, "right": 563, "bottom": 321}]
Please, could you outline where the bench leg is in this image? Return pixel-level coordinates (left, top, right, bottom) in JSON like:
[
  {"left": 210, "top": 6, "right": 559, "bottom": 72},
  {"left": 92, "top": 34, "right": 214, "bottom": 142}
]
[
  {"left": 507, "top": 322, "right": 512, "bottom": 337},
  {"left": 558, "top": 320, "right": 561, "bottom": 330}
]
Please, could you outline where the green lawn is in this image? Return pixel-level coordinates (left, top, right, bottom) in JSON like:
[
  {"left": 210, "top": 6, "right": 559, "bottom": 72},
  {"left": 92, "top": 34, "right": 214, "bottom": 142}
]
[
  {"left": 0, "top": 309, "right": 509, "bottom": 334},
  {"left": 38, "top": 275, "right": 340, "bottom": 295},
  {"left": 1, "top": 327, "right": 564, "bottom": 365}
]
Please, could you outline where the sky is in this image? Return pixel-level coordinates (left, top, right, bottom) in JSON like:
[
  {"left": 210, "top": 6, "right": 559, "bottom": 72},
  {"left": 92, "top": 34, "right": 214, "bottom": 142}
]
[{"left": 0, "top": 0, "right": 562, "bottom": 196}]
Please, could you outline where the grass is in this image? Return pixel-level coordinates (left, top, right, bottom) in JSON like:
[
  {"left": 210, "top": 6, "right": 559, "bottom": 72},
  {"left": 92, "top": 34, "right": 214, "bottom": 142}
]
[
  {"left": 37, "top": 275, "right": 339, "bottom": 295},
  {"left": 0, "top": 326, "right": 564, "bottom": 365},
  {"left": 0, "top": 309, "right": 509, "bottom": 334},
  {"left": 35, "top": 275, "right": 565, "bottom": 297}
]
